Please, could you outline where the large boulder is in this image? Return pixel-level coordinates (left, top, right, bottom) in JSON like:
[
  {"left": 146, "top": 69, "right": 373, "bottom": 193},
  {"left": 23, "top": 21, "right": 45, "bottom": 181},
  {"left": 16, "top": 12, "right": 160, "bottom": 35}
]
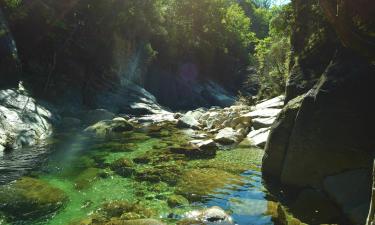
[
  {"left": 0, "top": 88, "right": 55, "bottom": 151},
  {"left": 262, "top": 48, "right": 375, "bottom": 224}
]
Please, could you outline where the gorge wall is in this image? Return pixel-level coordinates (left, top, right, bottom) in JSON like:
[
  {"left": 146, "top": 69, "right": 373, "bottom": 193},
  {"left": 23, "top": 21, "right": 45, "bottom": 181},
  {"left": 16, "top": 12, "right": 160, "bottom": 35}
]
[{"left": 262, "top": 0, "right": 375, "bottom": 224}]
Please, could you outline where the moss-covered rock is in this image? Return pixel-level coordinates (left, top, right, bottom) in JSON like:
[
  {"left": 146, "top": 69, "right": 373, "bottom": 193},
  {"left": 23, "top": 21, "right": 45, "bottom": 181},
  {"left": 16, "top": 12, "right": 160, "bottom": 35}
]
[
  {"left": 110, "top": 158, "right": 135, "bottom": 177},
  {"left": 0, "top": 177, "right": 68, "bottom": 219},
  {"left": 100, "top": 200, "right": 155, "bottom": 219},
  {"left": 84, "top": 120, "right": 134, "bottom": 138},
  {"left": 176, "top": 168, "right": 243, "bottom": 201},
  {"left": 167, "top": 195, "right": 189, "bottom": 208},
  {"left": 135, "top": 163, "right": 184, "bottom": 185},
  {"left": 74, "top": 168, "right": 101, "bottom": 190}
]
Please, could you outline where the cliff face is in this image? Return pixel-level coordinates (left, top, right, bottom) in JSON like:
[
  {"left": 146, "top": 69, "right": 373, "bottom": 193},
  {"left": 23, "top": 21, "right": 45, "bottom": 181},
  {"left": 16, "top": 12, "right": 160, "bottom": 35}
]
[{"left": 262, "top": 0, "right": 375, "bottom": 224}]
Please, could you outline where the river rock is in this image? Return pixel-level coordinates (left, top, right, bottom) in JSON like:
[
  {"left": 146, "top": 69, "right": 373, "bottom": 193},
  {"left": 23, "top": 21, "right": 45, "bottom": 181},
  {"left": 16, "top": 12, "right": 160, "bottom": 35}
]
[
  {"left": 114, "top": 219, "right": 166, "bottom": 225},
  {"left": 214, "top": 128, "right": 243, "bottom": 145},
  {"left": 246, "top": 128, "right": 271, "bottom": 148},
  {"left": 84, "top": 119, "right": 134, "bottom": 138},
  {"left": 0, "top": 177, "right": 68, "bottom": 219},
  {"left": 323, "top": 169, "right": 371, "bottom": 225},
  {"left": 177, "top": 111, "right": 201, "bottom": 129},
  {"left": 253, "top": 95, "right": 284, "bottom": 110},
  {"left": 0, "top": 88, "right": 54, "bottom": 151},
  {"left": 181, "top": 206, "right": 234, "bottom": 224}
]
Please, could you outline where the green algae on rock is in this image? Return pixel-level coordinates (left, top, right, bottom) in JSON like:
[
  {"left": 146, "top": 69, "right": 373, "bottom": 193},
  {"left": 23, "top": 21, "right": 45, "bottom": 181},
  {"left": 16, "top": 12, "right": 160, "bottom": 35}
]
[
  {"left": 110, "top": 158, "right": 136, "bottom": 177},
  {"left": 84, "top": 119, "right": 134, "bottom": 138},
  {"left": 0, "top": 177, "right": 68, "bottom": 220},
  {"left": 167, "top": 195, "right": 189, "bottom": 208},
  {"left": 176, "top": 168, "right": 244, "bottom": 202}
]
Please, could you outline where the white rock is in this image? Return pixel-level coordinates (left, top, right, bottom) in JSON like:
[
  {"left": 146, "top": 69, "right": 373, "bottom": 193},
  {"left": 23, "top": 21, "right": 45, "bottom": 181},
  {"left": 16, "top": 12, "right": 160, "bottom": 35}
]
[
  {"left": 247, "top": 128, "right": 271, "bottom": 148},
  {"left": 253, "top": 95, "right": 285, "bottom": 110},
  {"left": 214, "top": 128, "right": 243, "bottom": 145},
  {"left": 253, "top": 117, "right": 277, "bottom": 129}
]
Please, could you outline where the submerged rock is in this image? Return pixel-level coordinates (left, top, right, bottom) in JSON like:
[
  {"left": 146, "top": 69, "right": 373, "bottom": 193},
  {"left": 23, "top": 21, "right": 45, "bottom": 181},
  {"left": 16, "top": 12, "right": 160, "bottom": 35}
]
[
  {"left": 169, "top": 144, "right": 216, "bottom": 159},
  {"left": 0, "top": 177, "right": 67, "bottom": 219},
  {"left": 110, "top": 158, "right": 135, "bottom": 177},
  {"left": 176, "top": 168, "right": 243, "bottom": 201},
  {"left": 108, "top": 219, "right": 166, "bottom": 225}
]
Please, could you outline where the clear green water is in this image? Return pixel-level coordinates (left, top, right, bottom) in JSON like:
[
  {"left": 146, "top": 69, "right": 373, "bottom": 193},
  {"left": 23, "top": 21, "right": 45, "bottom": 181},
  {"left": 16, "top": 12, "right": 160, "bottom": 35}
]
[{"left": 0, "top": 125, "right": 277, "bottom": 225}]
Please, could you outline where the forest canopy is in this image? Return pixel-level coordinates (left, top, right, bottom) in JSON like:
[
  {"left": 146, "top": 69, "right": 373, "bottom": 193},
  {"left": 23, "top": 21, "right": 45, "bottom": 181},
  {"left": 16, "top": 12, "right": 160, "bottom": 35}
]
[{"left": 1, "top": 0, "right": 291, "bottom": 99}]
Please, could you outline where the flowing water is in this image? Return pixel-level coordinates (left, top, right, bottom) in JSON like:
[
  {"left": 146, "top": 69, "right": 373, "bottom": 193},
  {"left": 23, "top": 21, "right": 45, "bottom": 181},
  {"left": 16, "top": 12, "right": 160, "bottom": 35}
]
[{"left": 0, "top": 124, "right": 281, "bottom": 225}]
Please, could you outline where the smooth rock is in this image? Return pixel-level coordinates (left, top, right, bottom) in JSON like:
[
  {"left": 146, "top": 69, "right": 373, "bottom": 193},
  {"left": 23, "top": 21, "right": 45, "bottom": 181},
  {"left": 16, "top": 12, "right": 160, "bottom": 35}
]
[
  {"left": 323, "top": 169, "right": 371, "bottom": 225},
  {"left": 183, "top": 206, "right": 234, "bottom": 224},
  {"left": 247, "top": 128, "right": 271, "bottom": 148}
]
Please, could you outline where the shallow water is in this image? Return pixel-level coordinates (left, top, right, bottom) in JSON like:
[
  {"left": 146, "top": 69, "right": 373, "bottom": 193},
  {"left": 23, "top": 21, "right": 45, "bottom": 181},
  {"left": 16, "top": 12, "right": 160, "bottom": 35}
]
[{"left": 0, "top": 125, "right": 278, "bottom": 225}]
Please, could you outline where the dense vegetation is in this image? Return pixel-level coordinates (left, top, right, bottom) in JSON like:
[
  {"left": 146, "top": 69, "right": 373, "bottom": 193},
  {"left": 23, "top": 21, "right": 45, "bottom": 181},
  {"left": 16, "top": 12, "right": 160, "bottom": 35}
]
[{"left": 0, "top": 0, "right": 292, "bottom": 101}]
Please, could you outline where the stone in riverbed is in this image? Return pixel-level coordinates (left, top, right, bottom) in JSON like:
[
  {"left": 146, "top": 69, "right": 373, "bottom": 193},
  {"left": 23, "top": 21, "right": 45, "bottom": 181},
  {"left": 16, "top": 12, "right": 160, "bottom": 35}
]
[
  {"left": 84, "top": 119, "right": 134, "bottom": 138},
  {"left": 108, "top": 219, "right": 166, "bottom": 225},
  {"left": 214, "top": 128, "right": 243, "bottom": 145},
  {"left": 176, "top": 168, "right": 243, "bottom": 201},
  {"left": 246, "top": 128, "right": 271, "bottom": 148},
  {"left": 110, "top": 158, "right": 135, "bottom": 177},
  {"left": 179, "top": 206, "right": 234, "bottom": 225},
  {"left": 169, "top": 143, "right": 216, "bottom": 159},
  {"left": 177, "top": 111, "right": 202, "bottom": 129},
  {"left": 0, "top": 177, "right": 68, "bottom": 219}
]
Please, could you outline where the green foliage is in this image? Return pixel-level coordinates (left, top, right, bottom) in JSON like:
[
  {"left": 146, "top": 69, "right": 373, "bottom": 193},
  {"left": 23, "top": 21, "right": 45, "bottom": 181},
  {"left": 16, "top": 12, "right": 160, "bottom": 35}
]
[{"left": 254, "top": 4, "right": 293, "bottom": 99}]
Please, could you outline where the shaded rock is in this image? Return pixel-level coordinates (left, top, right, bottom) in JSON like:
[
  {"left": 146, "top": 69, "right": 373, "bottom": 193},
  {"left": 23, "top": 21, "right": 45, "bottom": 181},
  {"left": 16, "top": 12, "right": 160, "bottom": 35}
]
[
  {"left": 170, "top": 144, "right": 216, "bottom": 159},
  {"left": 84, "top": 109, "right": 115, "bottom": 125},
  {"left": 0, "top": 177, "right": 67, "bottom": 219},
  {"left": 262, "top": 95, "right": 304, "bottom": 178},
  {"left": 290, "top": 189, "right": 341, "bottom": 224},
  {"left": 323, "top": 169, "right": 371, "bottom": 225},
  {"left": 267, "top": 201, "right": 305, "bottom": 225},
  {"left": 60, "top": 117, "right": 81, "bottom": 129},
  {"left": 194, "top": 139, "right": 218, "bottom": 151},
  {"left": 84, "top": 119, "right": 134, "bottom": 138},
  {"left": 214, "top": 128, "right": 243, "bottom": 145}
]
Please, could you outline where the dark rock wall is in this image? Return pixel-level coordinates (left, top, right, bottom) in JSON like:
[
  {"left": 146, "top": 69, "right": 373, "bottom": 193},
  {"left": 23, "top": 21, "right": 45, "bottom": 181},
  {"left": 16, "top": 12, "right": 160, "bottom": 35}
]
[{"left": 262, "top": 0, "right": 375, "bottom": 224}]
